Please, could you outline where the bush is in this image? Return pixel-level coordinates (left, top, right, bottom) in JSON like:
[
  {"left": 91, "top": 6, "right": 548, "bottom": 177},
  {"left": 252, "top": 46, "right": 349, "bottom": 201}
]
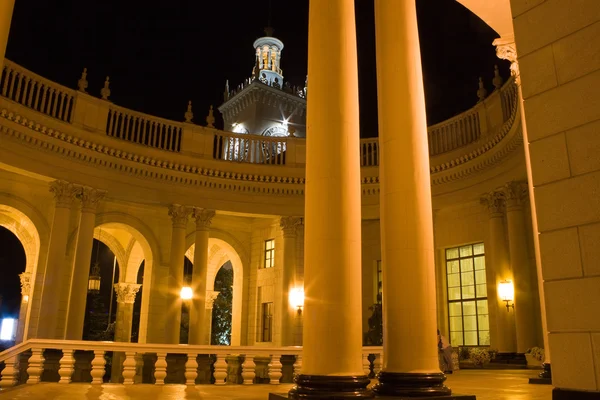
[
  {"left": 526, "top": 347, "right": 544, "bottom": 361},
  {"left": 468, "top": 348, "right": 491, "bottom": 366}
]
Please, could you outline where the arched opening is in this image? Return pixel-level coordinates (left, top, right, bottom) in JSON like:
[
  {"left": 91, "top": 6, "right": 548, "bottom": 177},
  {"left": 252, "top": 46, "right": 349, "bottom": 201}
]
[
  {"left": 211, "top": 261, "right": 233, "bottom": 345},
  {"left": 0, "top": 226, "right": 26, "bottom": 347},
  {"left": 131, "top": 260, "right": 144, "bottom": 343}
]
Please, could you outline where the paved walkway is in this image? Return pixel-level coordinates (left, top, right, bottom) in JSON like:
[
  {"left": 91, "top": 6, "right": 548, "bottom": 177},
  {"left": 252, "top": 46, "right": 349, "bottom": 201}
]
[{"left": 0, "top": 369, "right": 552, "bottom": 399}]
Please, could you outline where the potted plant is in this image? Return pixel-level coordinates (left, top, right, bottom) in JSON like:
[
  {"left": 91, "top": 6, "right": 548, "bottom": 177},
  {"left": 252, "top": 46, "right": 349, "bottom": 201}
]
[{"left": 525, "top": 347, "right": 544, "bottom": 369}]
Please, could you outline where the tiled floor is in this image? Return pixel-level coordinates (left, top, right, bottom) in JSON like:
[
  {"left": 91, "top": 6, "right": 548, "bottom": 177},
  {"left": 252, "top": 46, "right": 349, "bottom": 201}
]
[{"left": 0, "top": 369, "right": 553, "bottom": 399}]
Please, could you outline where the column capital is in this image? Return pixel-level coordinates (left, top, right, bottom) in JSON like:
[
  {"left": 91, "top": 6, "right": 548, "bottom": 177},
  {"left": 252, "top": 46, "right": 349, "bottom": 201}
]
[
  {"left": 168, "top": 204, "right": 192, "bottom": 229},
  {"left": 493, "top": 36, "right": 520, "bottom": 85},
  {"left": 19, "top": 272, "right": 32, "bottom": 297},
  {"left": 503, "top": 181, "right": 528, "bottom": 210},
  {"left": 78, "top": 186, "right": 107, "bottom": 213},
  {"left": 49, "top": 180, "right": 78, "bottom": 208},
  {"left": 480, "top": 190, "right": 505, "bottom": 216},
  {"left": 280, "top": 216, "right": 303, "bottom": 237},
  {"left": 113, "top": 283, "right": 142, "bottom": 304},
  {"left": 193, "top": 208, "right": 216, "bottom": 231},
  {"left": 205, "top": 290, "right": 220, "bottom": 309}
]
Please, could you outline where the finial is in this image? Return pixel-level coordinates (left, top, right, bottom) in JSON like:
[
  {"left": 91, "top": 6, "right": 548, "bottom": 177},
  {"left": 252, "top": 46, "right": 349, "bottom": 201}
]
[
  {"left": 264, "top": 26, "right": 274, "bottom": 37},
  {"left": 206, "top": 105, "right": 215, "bottom": 128},
  {"left": 100, "top": 76, "right": 111, "bottom": 100},
  {"left": 184, "top": 100, "right": 194, "bottom": 123},
  {"left": 492, "top": 65, "right": 504, "bottom": 90},
  {"left": 477, "top": 77, "right": 487, "bottom": 103},
  {"left": 77, "top": 67, "right": 88, "bottom": 93}
]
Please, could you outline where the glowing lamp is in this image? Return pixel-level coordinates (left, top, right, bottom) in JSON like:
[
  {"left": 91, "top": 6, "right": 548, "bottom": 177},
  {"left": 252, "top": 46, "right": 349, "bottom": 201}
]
[
  {"left": 23, "top": 295, "right": 29, "bottom": 303},
  {"left": 88, "top": 262, "right": 101, "bottom": 293},
  {"left": 180, "top": 286, "right": 193, "bottom": 300},
  {"left": 498, "top": 280, "right": 514, "bottom": 311},
  {"left": 0, "top": 318, "right": 16, "bottom": 341},
  {"left": 289, "top": 288, "right": 305, "bottom": 315}
]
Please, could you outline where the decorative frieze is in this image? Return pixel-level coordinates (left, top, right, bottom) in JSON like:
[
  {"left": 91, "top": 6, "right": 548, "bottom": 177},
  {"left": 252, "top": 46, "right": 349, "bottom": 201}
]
[
  {"left": 78, "top": 186, "right": 107, "bottom": 213},
  {"left": 280, "top": 216, "right": 302, "bottom": 238},
  {"left": 168, "top": 204, "right": 192, "bottom": 229},
  {"left": 480, "top": 190, "right": 505, "bottom": 216},
  {"left": 19, "top": 272, "right": 31, "bottom": 297},
  {"left": 49, "top": 180, "right": 78, "bottom": 208},
  {"left": 113, "top": 283, "right": 141, "bottom": 304},
  {"left": 193, "top": 208, "right": 216, "bottom": 231}
]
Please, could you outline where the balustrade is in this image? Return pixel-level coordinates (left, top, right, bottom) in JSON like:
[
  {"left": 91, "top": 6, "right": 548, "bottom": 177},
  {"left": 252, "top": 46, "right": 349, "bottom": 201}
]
[
  {"left": 213, "top": 131, "right": 288, "bottom": 165},
  {"left": 0, "top": 60, "right": 75, "bottom": 122}
]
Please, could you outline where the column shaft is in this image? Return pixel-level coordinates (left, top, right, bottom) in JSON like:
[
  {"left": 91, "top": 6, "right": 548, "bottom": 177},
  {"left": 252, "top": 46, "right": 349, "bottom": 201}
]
[
  {"left": 280, "top": 217, "right": 300, "bottom": 346},
  {"left": 0, "top": 0, "right": 15, "bottom": 71},
  {"left": 37, "top": 181, "right": 77, "bottom": 339},
  {"left": 373, "top": 0, "right": 450, "bottom": 396},
  {"left": 65, "top": 187, "right": 105, "bottom": 339},
  {"left": 291, "top": 0, "right": 369, "bottom": 398},
  {"left": 165, "top": 205, "right": 190, "bottom": 344}
]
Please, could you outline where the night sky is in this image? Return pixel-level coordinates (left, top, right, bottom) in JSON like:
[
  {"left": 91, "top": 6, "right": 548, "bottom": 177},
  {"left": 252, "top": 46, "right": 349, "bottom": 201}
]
[{"left": 1, "top": 1, "right": 510, "bottom": 316}]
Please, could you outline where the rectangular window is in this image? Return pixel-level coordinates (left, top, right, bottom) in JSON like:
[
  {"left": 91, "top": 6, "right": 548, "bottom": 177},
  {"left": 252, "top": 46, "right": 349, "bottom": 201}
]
[
  {"left": 264, "top": 239, "right": 275, "bottom": 269},
  {"left": 376, "top": 260, "right": 383, "bottom": 304},
  {"left": 446, "top": 242, "right": 489, "bottom": 346},
  {"left": 261, "top": 302, "right": 273, "bottom": 342}
]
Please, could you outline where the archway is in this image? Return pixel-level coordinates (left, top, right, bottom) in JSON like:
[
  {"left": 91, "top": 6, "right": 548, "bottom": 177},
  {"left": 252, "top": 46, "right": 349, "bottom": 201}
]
[{"left": 211, "top": 261, "right": 233, "bottom": 345}]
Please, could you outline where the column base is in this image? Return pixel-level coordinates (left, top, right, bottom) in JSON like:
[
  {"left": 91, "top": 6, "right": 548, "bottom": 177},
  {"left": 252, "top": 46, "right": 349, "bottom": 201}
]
[
  {"left": 287, "top": 374, "right": 373, "bottom": 399},
  {"left": 553, "top": 388, "right": 600, "bottom": 400},
  {"left": 372, "top": 372, "right": 452, "bottom": 397},
  {"left": 529, "top": 363, "right": 552, "bottom": 385}
]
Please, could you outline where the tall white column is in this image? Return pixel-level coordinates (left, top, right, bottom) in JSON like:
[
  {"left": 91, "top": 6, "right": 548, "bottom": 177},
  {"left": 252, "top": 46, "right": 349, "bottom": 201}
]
[
  {"left": 188, "top": 208, "right": 215, "bottom": 345},
  {"left": 0, "top": 0, "right": 15, "bottom": 72},
  {"left": 290, "top": 0, "right": 369, "bottom": 398},
  {"left": 111, "top": 282, "right": 141, "bottom": 383},
  {"left": 37, "top": 181, "right": 78, "bottom": 339},
  {"left": 65, "top": 187, "right": 106, "bottom": 340},
  {"left": 504, "top": 181, "right": 539, "bottom": 354},
  {"left": 481, "top": 191, "right": 517, "bottom": 354},
  {"left": 165, "top": 204, "right": 191, "bottom": 344},
  {"left": 372, "top": 0, "right": 450, "bottom": 395},
  {"left": 16, "top": 272, "right": 31, "bottom": 343},
  {"left": 280, "top": 216, "right": 301, "bottom": 346}
]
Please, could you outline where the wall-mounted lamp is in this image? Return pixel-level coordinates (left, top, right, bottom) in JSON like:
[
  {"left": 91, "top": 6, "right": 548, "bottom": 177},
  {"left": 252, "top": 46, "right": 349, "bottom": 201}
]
[
  {"left": 289, "top": 288, "right": 305, "bottom": 316},
  {"left": 180, "top": 286, "right": 193, "bottom": 300},
  {"left": 498, "top": 280, "right": 515, "bottom": 312}
]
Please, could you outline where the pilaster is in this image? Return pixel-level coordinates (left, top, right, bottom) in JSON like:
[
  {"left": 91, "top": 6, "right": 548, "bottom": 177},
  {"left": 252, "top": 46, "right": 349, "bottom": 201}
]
[{"left": 280, "top": 216, "right": 302, "bottom": 346}]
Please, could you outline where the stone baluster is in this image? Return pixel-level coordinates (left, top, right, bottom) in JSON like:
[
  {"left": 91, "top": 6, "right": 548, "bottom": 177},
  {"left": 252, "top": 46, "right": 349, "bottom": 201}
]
[
  {"left": 90, "top": 350, "right": 106, "bottom": 384},
  {"left": 58, "top": 349, "right": 75, "bottom": 383},
  {"left": 154, "top": 353, "right": 168, "bottom": 384},
  {"left": 0, "top": 355, "right": 18, "bottom": 388},
  {"left": 373, "top": 353, "right": 382, "bottom": 375},
  {"left": 185, "top": 353, "right": 198, "bottom": 385},
  {"left": 293, "top": 355, "right": 302, "bottom": 378},
  {"left": 26, "top": 348, "right": 45, "bottom": 384},
  {"left": 134, "top": 353, "right": 144, "bottom": 384},
  {"left": 268, "top": 355, "right": 282, "bottom": 384},
  {"left": 362, "top": 353, "right": 371, "bottom": 377},
  {"left": 122, "top": 351, "right": 137, "bottom": 385},
  {"left": 213, "top": 354, "right": 228, "bottom": 385},
  {"left": 241, "top": 354, "right": 255, "bottom": 385}
]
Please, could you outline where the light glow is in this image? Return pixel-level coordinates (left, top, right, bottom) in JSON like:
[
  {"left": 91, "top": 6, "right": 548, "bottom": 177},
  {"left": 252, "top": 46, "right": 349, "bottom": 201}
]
[
  {"left": 289, "top": 288, "right": 305, "bottom": 309},
  {"left": 23, "top": 295, "right": 29, "bottom": 303},
  {"left": 0, "top": 318, "right": 15, "bottom": 341},
  {"left": 498, "top": 280, "right": 514, "bottom": 302},
  {"left": 180, "top": 286, "right": 193, "bottom": 300}
]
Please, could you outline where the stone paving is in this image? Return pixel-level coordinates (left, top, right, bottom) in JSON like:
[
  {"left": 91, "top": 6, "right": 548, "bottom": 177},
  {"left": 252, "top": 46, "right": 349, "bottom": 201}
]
[{"left": 0, "top": 369, "right": 552, "bottom": 399}]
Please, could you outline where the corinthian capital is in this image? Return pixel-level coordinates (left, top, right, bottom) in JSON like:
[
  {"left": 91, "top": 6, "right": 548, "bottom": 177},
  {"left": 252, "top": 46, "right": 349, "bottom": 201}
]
[
  {"left": 168, "top": 204, "right": 192, "bottom": 228},
  {"left": 493, "top": 37, "right": 520, "bottom": 84},
  {"left": 193, "top": 208, "right": 216, "bottom": 231},
  {"left": 19, "top": 272, "right": 32, "bottom": 297},
  {"left": 480, "top": 190, "right": 505, "bottom": 216},
  {"left": 49, "top": 180, "right": 78, "bottom": 208},
  {"left": 113, "top": 283, "right": 142, "bottom": 304},
  {"left": 503, "top": 181, "right": 528, "bottom": 209},
  {"left": 280, "top": 216, "right": 302, "bottom": 237},
  {"left": 205, "top": 290, "right": 220, "bottom": 309},
  {"left": 78, "top": 187, "right": 107, "bottom": 213}
]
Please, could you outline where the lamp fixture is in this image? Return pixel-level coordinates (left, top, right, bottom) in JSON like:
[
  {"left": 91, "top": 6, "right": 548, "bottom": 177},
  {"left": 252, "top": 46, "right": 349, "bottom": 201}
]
[
  {"left": 289, "top": 288, "right": 305, "bottom": 315},
  {"left": 88, "top": 233, "right": 102, "bottom": 293},
  {"left": 498, "top": 279, "right": 515, "bottom": 312},
  {"left": 180, "top": 286, "right": 193, "bottom": 300}
]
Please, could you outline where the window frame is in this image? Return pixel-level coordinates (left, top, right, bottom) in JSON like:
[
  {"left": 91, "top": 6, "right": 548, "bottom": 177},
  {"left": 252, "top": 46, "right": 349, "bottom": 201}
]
[
  {"left": 264, "top": 238, "right": 275, "bottom": 269},
  {"left": 261, "top": 302, "right": 273, "bottom": 342}
]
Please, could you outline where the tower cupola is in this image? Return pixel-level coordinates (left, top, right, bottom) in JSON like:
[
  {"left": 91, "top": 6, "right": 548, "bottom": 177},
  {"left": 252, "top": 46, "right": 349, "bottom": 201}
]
[{"left": 252, "top": 28, "right": 284, "bottom": 89}]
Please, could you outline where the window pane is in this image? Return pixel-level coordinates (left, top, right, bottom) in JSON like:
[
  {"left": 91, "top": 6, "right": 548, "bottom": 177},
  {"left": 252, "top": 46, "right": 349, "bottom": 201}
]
[
  {"left": 479, "top": 330, "right": 490, "bottom": 345},
  {"left": 448, "top": 302, "right": 462, "bottom": 317},
  {"left": 477, "top": 300, "right": 489, "bottom": 315},
  {"left": 460, "top": 258, "right": 473, "bottom": 272},
  {"left": 460, "top": 245, "right": 472, "bottom": 257},
  {"left": 446, "top": 248, "right": 459, "bottom": 260},
  {"left": 461, "top": 271, "right": 474, "bottom": 286},
  {"left": 464, "top": 315, "right": 477, "bottom": 331},
  {"left": 474, "top": 256, "right": 486, "bottom": 270},
  {"left": 464, "top": 331, "right": 478, "bottom": 346},
  {"left": 447, "top": 273, "right": 460, "bottom": 287},
  {"left": 476, "top": 284, "right": 487, "bottom": 297},
  {"left": 473, "top": 243, "right": 485, "bottom": 255},
  {"left": 475, "top": 270, "right": 487, "bottom": 284},
  {"left": 462, "top": 285, "right": 475, "bottom": 299},
  {"left": 450, "top": 331, "right": 463, "bottom": 346},
  {"left": 449, "top": 316, "right": 463, "bottom": 331},
  {"left": 448, "top": 287, "right": 461, "bottom": 301},
  {"left": 462, "top": 301, "right": 476, "bottom": 316},
  {"left": 477, "top": 314, "right": 489, "bottom": 332},
  {"left": 446, "top": 260, "right": 459, "bottom": 274}
]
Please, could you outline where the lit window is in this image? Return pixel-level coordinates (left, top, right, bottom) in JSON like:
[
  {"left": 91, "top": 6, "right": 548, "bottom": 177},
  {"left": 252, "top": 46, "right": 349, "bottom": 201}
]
[
  {"left": 261, "top": 302, "right": 273, "bottom": 342},
  {"left": 0, "top": 318, "right": 16, "bottom": 341},
  {"left": 264, "top": 239, "right": 275, "bottom": 269},
  {"left": 446, "top": 243, "right": 489, "bottom": 346}
]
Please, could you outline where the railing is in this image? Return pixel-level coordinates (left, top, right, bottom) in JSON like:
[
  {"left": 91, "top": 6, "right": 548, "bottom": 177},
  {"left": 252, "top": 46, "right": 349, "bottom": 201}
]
[
  {"left": 0, "top": 60, "right": 76, "bottom": 123},
  {"left": 213, "top": 131, "right": 288, "bottom": 165},
  {"left": 427, "top": 107, "right": 481, "bottom": 156},
  {"left": 106, "top": 104, "right": 184, "bottom": 152},
  {"left": 0, "top": 339, "right": 383, "bottom": 387},
  {"left": 360, "top": 138, "right": 379, "bottom": 167}
]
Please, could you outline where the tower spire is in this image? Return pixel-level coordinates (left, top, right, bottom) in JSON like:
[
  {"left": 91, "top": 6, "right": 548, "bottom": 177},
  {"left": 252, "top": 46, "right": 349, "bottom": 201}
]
[{"left": 264, "top": 0, "right": 274, "bottom": 37}]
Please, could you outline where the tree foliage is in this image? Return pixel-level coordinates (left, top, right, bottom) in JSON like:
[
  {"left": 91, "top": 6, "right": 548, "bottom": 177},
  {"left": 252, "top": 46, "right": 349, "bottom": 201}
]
[
  {"left": 363, "top": 303, "right": 383, "bottom": 346},
  {"left": 211, "top": 265, "right": 233, "bottom": 345}
]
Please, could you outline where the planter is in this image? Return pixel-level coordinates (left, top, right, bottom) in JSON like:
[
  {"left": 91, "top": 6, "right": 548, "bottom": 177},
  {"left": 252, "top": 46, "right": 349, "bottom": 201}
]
[{"left": 525, "top": 354, "right": 542, "bottom": 369}]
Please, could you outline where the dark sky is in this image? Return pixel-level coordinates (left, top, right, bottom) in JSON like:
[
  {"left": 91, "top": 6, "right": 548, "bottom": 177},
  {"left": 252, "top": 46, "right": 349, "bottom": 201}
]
[{"left": 5, "top": 0, "right": 510, "bottom": 137}]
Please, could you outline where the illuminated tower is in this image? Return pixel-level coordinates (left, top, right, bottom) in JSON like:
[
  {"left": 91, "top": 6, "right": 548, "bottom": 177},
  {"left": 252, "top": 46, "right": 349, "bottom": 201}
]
[{"left": 218, "top": 27, "right": 307, "bottom": 138}]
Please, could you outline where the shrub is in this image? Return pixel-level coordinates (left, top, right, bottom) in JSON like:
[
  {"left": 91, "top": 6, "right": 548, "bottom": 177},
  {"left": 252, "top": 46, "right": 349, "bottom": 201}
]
[
  {"left": 526, "top": 347, "right": 544, "bottom": 361},
  {"left": 469, "top": 348, "right": 491, "bottom": 366}
]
